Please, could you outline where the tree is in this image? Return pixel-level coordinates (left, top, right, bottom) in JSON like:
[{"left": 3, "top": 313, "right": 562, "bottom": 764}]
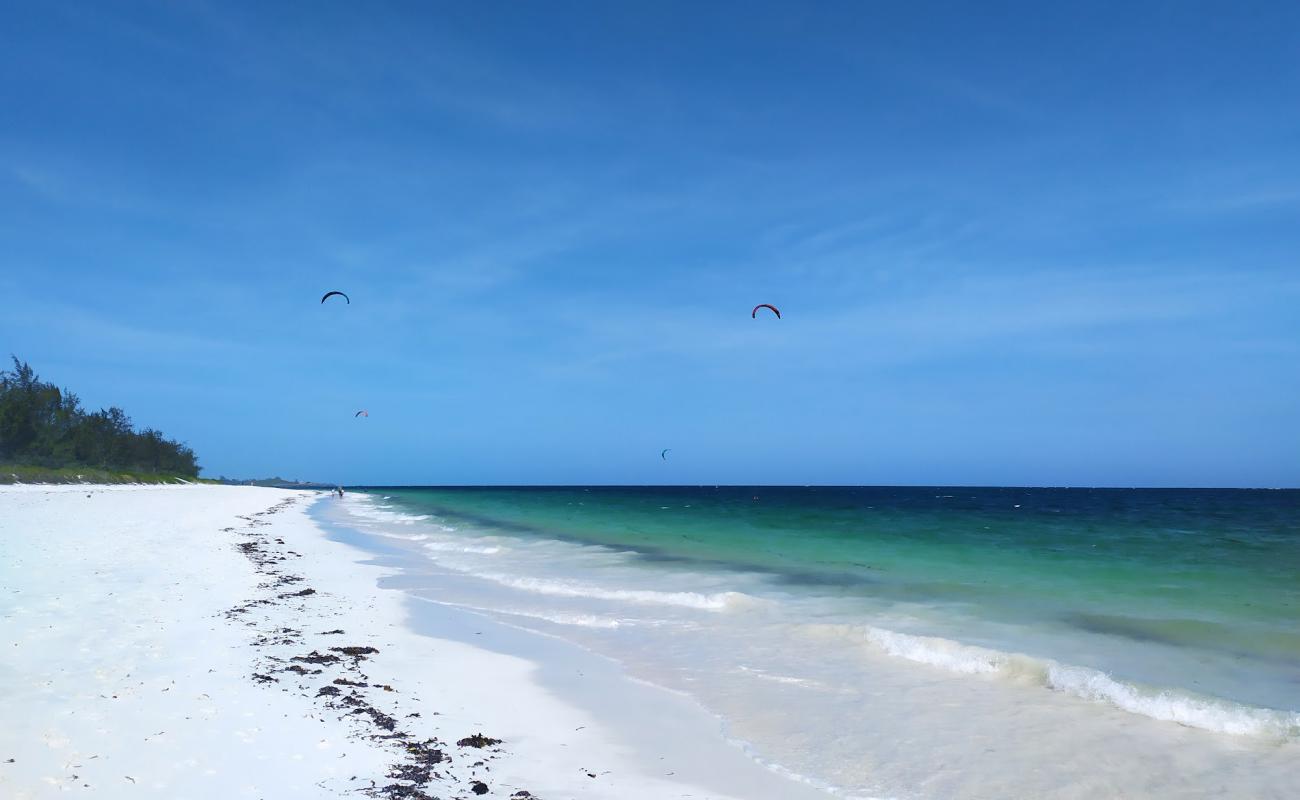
[{"left": 0, "top": 357, "right": 200, "bottom": 476}]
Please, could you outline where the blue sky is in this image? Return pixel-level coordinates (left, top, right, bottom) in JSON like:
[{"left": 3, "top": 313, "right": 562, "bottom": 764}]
[{"left": 2, "top": 1, "right": 1298, "bottom": 486}]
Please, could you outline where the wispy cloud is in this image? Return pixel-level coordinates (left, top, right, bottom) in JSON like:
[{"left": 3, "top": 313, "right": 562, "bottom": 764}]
[{"left": 534, "top": 266, "right": 1299, "bottom": 378}]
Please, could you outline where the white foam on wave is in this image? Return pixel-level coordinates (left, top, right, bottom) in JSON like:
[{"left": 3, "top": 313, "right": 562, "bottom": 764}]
[
  {"left": 1043, "top": 663, "right": 1300, "bottom": 737},
  {"left": 343, "top": 499, "right": 497, "bottom": 554},
  {"left": 351, "top": 509, "right": 431, "bottom": 528},
  {"left": 470, "top": 572, "right": 756, "bottom": 611},
  {"left": 505, "top": 609, "right": 625, "bottom": 629},
  {"left": 857, "top": 626, "right": 1300, "bottom": 738},
  {"left": 421, "top": 540, "right": 502, "bottom": 555},
  {"left": 416, "top": 597, "right": 628, "bottom": 629},
  {"left": 364, "top": 530, "right": 431, "bottom": 543},
  {"left": 346, "top": 503, "right": 432, "bottom": 526},
  {"left": 862, "top": 627, "right": 1006, "bottom": 675},
  {"left": 737, "top": 665, "right": 825, "bottom": 688}
]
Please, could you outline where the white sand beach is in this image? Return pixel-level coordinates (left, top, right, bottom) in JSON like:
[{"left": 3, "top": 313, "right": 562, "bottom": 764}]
[{"left": 0, "top": 484, "right": 834, "bottom": 800}]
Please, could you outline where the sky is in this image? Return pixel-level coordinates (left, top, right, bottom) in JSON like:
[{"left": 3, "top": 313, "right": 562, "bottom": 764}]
[{"left": 1, "top": 0, "right": 1298, "bottom": 487}]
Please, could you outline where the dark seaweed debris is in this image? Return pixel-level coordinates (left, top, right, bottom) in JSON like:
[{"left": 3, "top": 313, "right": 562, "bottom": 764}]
[
  {"left": 292, "top": 650, "right": 342, "bottom": 665},
  {"left": 227, "top": 494, "right": 524, "bottom": 800},
  {"left": 372, "top": 783, "right": 437, "bottom": 800},
  {"left": 331, "top": 645, "right": 380, "bottom": 658},
  {"left": 386, "top": 764, "right": 432, "bottom": 784},
  {"left": 403, "top": 739, "right": 446, "bottom": 766},
  {"left": 456, "top": 734, "right": 502, "bottom": 748},
  {"left": 353, "top": 706, "right": 399, "bottom": 732}
]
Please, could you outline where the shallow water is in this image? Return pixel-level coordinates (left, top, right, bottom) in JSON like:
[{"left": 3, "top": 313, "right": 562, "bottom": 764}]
[{"left": 334, "top": 486, "right": 1300, "bottom": 798}]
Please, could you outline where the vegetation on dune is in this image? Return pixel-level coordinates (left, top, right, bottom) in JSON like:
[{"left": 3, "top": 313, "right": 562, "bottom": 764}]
[
  {"left": 0, "top": 464, "right": 212, "bottom": 485},
  {"left": 0, "top": 357, "right": 200, "bottom": 481}
]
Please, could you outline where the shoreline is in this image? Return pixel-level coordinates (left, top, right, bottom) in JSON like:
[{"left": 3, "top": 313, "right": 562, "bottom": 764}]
[
  {"left": 309, "top": 500, "right": 842, "bottom": 800},
  {"left": 0, "top": 484, "right": 835, "bottom": 799}
]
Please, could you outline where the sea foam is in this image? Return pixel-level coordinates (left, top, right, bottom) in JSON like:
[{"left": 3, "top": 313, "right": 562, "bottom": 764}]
[
  {"left": 470, "top": 572, "right": 754, "bottom": 611},
  {"left": 857, "top": 626, "right": 1300, "bottom": 738},
  {"left": 421, "top": 540, "right": 503, "bottom": 555},
  {"left": 344, "top": 497, "right": 433, "bottom": 525}
]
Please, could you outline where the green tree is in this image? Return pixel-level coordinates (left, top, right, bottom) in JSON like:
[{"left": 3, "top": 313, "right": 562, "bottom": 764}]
[{"left": 0, "top": 357, "right": 200, "bottom": 477}]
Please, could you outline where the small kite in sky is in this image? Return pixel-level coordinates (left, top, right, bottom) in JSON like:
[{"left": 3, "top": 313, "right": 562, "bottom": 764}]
[
  {"left": 321, "top": 291, "right": 350, "bottom": 304},
  {"left": 355, "top": 410, "right": 369, "bottom": 418},
  {"left": 752, "top": 303, "right": 781, "bottom": 319}
]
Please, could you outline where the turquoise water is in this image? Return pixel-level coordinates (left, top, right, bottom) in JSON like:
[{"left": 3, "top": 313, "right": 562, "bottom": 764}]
[{"left": 337, "top": 486, "right": 1300, "bottom": 798}]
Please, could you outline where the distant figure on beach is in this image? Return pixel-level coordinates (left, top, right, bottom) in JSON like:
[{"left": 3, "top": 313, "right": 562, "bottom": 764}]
[{"left": 336, "top": 486, "right": 344, "bottom": 499}]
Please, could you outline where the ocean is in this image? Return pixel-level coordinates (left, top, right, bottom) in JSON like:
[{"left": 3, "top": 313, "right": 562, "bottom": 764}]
[{"left": 330, "top": 486, "right": 1300, "bottom": 798}]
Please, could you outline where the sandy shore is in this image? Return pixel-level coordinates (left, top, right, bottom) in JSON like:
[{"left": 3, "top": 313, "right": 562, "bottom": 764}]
[{"left": 0, "top": 485, "right": 832, "bottom": 800}]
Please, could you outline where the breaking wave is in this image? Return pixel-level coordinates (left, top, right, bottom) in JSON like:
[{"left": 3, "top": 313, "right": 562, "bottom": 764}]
[
  {"left": 468, "top": 572, "right": 757, "bottom": 611},
  {"left": 857, "top": 626, "right": 1300, "bottom": 738}
]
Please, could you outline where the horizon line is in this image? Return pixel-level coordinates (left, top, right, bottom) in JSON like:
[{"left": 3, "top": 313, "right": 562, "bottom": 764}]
[{"left": 331, "top": 483, "right": 1300, "bottom": 491}]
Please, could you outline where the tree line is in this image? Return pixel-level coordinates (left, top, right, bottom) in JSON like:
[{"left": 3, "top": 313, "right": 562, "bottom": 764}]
[{"left": 0, "top": 357, "right": 199, "bottom": 476}]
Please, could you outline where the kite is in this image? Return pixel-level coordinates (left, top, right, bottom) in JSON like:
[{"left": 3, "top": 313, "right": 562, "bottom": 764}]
[
  {"left": 751, "top": 303, "right": 781, "bottom": 319},
  {"left": 355, "top": 410, "right": 369, "bottom": 418},
  {"left": 661, "top": 448, "right": 671, "bottom": 461},
  {"left": 321, "top": 291, "right": 350, "bottom": 304}
]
